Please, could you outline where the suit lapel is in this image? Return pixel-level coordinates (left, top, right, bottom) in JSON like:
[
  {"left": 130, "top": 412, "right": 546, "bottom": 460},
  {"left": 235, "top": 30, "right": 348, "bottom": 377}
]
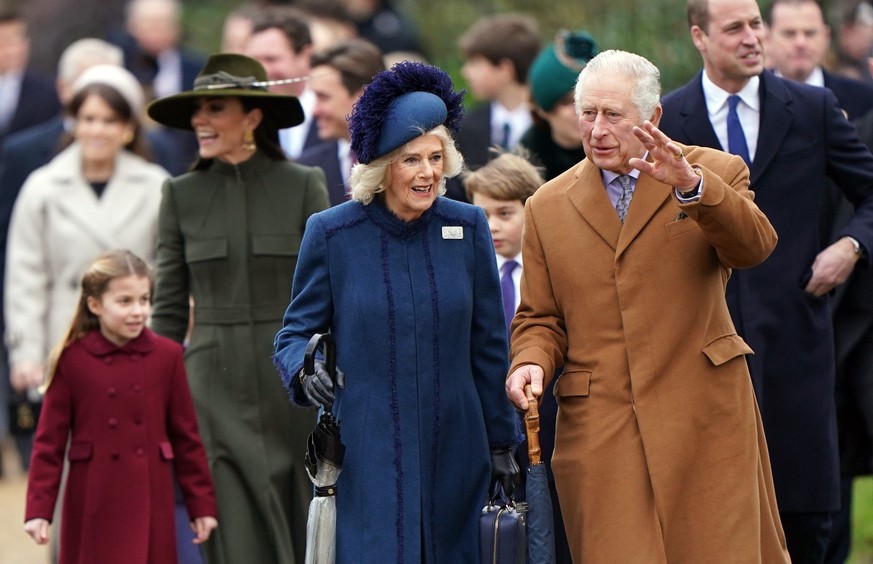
[
  {"left": 678, "top": 74, "right": 723, "bottom": 151},
  {"left": 750, "top": 72, "right": 792, "bottom": 186}
]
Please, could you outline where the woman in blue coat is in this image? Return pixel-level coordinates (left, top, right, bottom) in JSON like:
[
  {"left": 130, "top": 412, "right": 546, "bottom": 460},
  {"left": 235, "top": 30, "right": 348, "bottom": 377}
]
[{"left": 273, "top": 62, "right": 520, "bottom": 563}]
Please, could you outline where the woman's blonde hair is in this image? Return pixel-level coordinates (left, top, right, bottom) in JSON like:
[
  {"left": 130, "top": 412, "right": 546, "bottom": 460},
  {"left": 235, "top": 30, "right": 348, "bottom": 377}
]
[
  {"left": 349, "top": 125, "right": 464, "bottom": 205},
  {"left": 44, "top": 250, "right": 153, "bottom": 387}
]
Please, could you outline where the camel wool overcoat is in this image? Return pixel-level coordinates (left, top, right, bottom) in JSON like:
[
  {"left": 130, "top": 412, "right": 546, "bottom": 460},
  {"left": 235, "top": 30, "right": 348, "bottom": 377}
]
[{"left": 509, "top": 145, "right": 790, "bottom": 563}]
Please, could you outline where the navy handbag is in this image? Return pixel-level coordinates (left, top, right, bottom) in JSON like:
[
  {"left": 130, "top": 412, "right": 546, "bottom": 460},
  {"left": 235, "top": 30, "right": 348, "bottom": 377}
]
[{"left": 480, "top": 484, "right": 527, "bottom": 564}]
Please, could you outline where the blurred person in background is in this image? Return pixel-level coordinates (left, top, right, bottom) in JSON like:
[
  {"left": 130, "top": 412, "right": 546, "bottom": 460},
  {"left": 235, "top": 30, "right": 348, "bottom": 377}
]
[
  {"left": 0, "top": 5, "right": 60, "bottom": 148},
  {"left": 340, "top": 0, "right": 423, "bottom": 58},
  {"left": 835, "top": 0, "right": 873, "bottom": 80},
  {"left": 119, "top": 0, "right": 204, "bottom": 174},
  {"left": 764, "top": 0, "right": 873, "bottom": 119},
  {"left": 520, "top": 30, "right": 598, "bottom": 182},
  {"left": 295, "top": 0, "right": 358, "bottom": 52},
  {"left": 449, "top": 13, "right": 541, "bottom": 202},
  {"left": 221, "top": 3, "right": 260, "bottom": 54},
  {"left": 246, "top": 5, "right": 322, "bottom": 159},
  {"left": 297, "top": 38, "right": 384, "bottom": 206}
]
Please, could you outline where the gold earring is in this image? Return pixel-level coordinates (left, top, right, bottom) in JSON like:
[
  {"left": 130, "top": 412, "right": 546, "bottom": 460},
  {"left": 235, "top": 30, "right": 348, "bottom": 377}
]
[
  {"left": 123, "top": 131, "right": 134, "bottom": 144},
  {"left": 242, "top": 130, "right": 256, "bottom": 152}
]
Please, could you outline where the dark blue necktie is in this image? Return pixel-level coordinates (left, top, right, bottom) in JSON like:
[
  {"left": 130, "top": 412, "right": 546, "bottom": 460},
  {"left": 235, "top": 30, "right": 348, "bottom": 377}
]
[
  {"left": 500, "top": 122, "right": 511, "bottom": 149},
  {"left": 500, "top": 260, "right": 518, "bottom": 335},
  {"left": 727, "top": 95, "right": 751, "bottom": 166}
]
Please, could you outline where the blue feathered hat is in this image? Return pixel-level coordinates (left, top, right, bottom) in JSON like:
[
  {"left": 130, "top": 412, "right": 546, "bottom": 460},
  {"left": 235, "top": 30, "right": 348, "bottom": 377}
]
[{"left": 349, "top": 61, "right": 464, "bottom": 164}]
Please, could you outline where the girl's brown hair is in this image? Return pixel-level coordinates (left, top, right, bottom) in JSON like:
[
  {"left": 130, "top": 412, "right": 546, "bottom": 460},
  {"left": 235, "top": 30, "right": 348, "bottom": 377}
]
[{"left": 44, "top": 250, "right": 153, "bottom": 387}]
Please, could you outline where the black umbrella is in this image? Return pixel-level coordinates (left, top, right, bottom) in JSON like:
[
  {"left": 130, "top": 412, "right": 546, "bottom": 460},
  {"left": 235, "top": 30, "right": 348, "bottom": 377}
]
[
  {"left": 303, "top": 333, "right": 345, "bottom": 564},
  {"left": 524, "top": 384, "right": 556, "bottom": 564}
]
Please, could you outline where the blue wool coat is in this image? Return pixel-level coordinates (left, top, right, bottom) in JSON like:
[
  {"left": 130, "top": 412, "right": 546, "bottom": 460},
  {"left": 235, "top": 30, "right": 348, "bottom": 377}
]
[{"left": 274, "top": 196, "right": 519, "bottom": 564}]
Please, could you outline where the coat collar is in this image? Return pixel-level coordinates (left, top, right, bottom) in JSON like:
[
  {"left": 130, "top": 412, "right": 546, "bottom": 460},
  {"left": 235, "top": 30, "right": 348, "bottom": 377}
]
[
  {"left": 566, "top": 158, "right": 672, "bottom": 256},
  {"left": 208, "top": 150, "right": 274, "bottom": 178},
  {"left": 750, "top": 71, "right": 793, "bottom": 185},
  {"left": 364, "top": 192, "right": 439, "bottom": 239},
  {"left": 41, "top": 144, "right": 166, "bottom": 249},
  {"left": 80, "top": 327, "right": 157, "bottom": 357}
]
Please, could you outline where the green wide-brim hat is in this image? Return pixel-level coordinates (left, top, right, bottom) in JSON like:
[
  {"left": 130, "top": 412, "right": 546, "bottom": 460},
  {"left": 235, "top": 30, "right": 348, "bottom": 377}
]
[{"left": 147, "top": 53, "right": 304, "bottom": 130}]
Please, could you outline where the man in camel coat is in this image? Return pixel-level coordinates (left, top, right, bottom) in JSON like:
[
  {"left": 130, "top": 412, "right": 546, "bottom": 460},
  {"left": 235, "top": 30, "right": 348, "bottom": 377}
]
[{"left": 505, "top": 49, "right": 790, "bottom": 563}]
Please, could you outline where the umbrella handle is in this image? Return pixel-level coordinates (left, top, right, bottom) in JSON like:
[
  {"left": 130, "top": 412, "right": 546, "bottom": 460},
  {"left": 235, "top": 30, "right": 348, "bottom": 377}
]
[
  {"left": 304, "top": 333, "right": 337, "bottom": 412},
  {"left": 524, "top": 384, "right": 543, "bottom": 465}
]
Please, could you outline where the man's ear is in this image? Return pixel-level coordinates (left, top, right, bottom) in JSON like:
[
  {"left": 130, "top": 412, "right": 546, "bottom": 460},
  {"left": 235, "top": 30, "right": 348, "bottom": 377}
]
[
  {"left": 650, "top": 104, "right": 663, "bottom": 128},
  {"left": 690, "top": 25, "right": 707, "bottom": 53}
]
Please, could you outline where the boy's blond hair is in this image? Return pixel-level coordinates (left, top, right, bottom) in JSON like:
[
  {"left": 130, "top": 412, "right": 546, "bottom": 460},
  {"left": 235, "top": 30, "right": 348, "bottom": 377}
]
[{"left": 463, "top": 151, "right": 545, "bottom": 204}]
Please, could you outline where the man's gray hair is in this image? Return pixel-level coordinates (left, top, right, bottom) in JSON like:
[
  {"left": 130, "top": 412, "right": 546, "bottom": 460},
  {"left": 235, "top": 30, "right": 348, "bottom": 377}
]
[
  {"left": 58, "top": 39, "right": 124, "bottom": 84},
  {"left": 574, "top": 49, "right": 661, "bottom": 122}
]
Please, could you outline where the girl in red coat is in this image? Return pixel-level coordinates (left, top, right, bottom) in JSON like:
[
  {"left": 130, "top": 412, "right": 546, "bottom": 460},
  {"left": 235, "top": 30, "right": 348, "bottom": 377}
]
[{"left": 23, "top": 249, "right": 218, "bottom": 564}]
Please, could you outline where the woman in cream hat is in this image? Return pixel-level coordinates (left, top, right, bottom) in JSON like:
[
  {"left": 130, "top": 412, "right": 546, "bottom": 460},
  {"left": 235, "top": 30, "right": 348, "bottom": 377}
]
[
  {"left": 147, "top": 53, "right": 329, "bottom": 564},
  {"left": 5, "top": 64, "right": 167, "bottom": 445}
]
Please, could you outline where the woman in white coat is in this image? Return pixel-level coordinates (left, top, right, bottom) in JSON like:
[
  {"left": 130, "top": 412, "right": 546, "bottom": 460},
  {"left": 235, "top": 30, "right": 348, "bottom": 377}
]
[{"left": 5, "top": 64, "right": 167, "bottom": 445}]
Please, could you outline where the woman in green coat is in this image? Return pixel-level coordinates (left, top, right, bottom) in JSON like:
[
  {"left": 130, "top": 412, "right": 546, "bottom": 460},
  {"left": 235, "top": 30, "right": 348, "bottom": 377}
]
[{"left": 147, "top": 54, "right": 330, "bottom": 564}]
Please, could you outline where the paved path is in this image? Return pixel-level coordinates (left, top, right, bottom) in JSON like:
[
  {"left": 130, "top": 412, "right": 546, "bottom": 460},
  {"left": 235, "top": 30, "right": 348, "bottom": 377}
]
[{"left": 0, "top": 436, "right": 49, "bottom": 564}]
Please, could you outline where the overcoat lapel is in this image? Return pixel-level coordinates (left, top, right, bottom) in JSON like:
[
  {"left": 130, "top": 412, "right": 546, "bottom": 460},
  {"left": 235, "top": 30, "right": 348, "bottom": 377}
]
[
  {"left": 676, "top": 74, "right": 722, "bottom": 152},
  {"left": 750, "top": 73, "right": 793, "bottom": 186},
  {"left": 46, "top": 146, "right": 116, "bottom": 249},
  {"left": 616, "top": 173, "right": 671, "bottom": 256},
  {"left": 567, "top": 160, "right": 622, "bottom": 249}
]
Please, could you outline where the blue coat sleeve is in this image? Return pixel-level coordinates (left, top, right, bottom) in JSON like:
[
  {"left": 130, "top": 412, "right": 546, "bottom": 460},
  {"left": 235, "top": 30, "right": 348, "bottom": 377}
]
[
  {"left": 468, "top": 208, "right": 522, "bottom": 448},
  {"left": 273, "top": 212, "right": 334, "bottom": 406}
]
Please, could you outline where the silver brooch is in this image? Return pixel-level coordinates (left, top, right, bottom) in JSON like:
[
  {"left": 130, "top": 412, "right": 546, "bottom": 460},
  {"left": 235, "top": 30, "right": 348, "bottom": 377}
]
[{"left": 442, "top": 226, "right": 464, "bottom": 240}]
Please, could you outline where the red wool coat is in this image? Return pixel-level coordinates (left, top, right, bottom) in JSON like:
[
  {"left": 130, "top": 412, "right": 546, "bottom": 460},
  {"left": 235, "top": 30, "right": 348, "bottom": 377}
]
[{"left": 25, "top": 328, "right": 216, "bottom": 564}]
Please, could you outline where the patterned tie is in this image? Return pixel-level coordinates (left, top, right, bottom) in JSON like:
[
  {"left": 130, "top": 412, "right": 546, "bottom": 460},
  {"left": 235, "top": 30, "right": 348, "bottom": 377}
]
[
  {"left": 615, "top": 175, "right": 635, "bottom": 223},
  {"left": 727, "top": 95, "right": 751, "bottom": 166},
  {"left": 500, "top": 260, "right": 518, "bottom": 335}
]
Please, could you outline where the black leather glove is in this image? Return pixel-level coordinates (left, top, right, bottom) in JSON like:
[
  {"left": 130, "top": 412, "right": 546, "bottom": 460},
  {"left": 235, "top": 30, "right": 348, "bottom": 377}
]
[
  {"left": 490, "top": 446, "right": 520, "bottom": 497},
  {"left": 300, "top": 360, "right": 345, "bottom": 409}
]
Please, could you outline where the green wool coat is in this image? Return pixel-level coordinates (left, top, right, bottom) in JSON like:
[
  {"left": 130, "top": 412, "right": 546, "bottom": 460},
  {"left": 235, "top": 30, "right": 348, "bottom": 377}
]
[{"left": 151, "top": 151, "right": 329, "bottom": 564}]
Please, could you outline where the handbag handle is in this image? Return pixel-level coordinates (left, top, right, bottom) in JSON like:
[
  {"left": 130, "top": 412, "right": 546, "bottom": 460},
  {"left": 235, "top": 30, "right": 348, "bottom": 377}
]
[
  {"left": 524, "top": 384, "right": 542, "bottom": 465},
  {"left": 303, "top": 333, "right": 337, "bottom": 413}
]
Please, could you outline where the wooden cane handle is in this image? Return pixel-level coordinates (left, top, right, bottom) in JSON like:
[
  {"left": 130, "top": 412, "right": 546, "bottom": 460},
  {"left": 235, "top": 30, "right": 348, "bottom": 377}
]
[{"left": 524, "top": 384, "right": 542, "bottom": 465}]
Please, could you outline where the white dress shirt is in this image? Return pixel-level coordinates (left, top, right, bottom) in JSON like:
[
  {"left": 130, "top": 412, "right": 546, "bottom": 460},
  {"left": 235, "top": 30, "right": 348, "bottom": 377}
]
[
  {"left": 701, "top": 73, "right": 760, "bottom": 163},
  {"left": 491, "top": 102, "right": 532, "bottom": 150},
  {"left": 280, "top": 87, "right": 316, "bottom": 159}
]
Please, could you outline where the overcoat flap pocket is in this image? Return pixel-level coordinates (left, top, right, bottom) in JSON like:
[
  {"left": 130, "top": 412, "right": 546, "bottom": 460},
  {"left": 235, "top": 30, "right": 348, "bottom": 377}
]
[
  {"left": 185, "top": 238, "right": 228, "bottom": 263},
  {"left": 702, "top": 334, "right": 753, "bottom": 366},
  {"left": 554, "top": 370, "right": 591, "bottom": 398},
  {"left": 251, "top": 234, "right": 300, "bottom": 256},
  {"left": 159, "top": 441, "right": 174, "bottom": 460},
  {"left": 68, "top": 441, "right": 93, "bottom": 461}
]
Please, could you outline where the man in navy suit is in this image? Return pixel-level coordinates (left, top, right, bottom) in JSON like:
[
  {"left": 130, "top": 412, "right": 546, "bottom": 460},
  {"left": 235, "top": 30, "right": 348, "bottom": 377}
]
[
  {"left": 245, "top": 6, "right": 322, "bottom": 160},
  {"left": 763, "top": 1, "right": 873, "bottom": 560},
  {"left": 0, "top": 8, "right": 60, "bottom": 148},
  {"left": 660, "top": 0, "right": 873, "bottom": 562},
  {"left": 297, "top": 38, "right": 384, "bottom": 207},
  {"left": 764, "top": 0, "right": 873, "bottom": 120}
]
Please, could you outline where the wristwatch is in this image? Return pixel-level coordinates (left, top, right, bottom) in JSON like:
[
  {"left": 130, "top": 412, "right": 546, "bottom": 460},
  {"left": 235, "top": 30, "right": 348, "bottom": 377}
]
[{"left": 677, "top": 166, "right": 703, "bottom": 198}]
